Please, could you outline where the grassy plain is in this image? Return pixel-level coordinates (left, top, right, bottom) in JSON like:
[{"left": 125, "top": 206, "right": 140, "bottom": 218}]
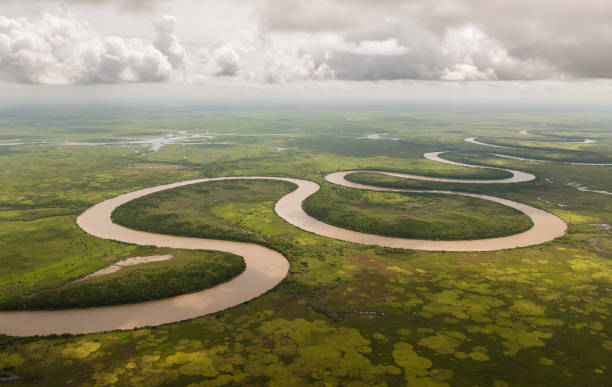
[
  {"left": 303, "top": 185, "right": 533, "bottom": 240},
  {"left": 112, "top": 180, "right": 297, "bottom": 249},
  {"left": 0, "top": 108, "right": 611, "bottom": 386},
  {"left": 112, "top": 178, "right": 532, "bottom": 244},
  {"left": 0, "top": 248, "right": 244, "bottom": 310}
]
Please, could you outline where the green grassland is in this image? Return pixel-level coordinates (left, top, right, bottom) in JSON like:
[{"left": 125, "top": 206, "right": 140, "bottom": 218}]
[
  {"left": 471, "top": 139, "right": 612, "bottom": 164},
  {"left": 0, "top": 248, "right": 244, "bottom": 310},
  {"left": 303, "top": 185, "right": 533, "bottom": 240},
  {"left": 111, "top": 179, "right": 532, "bottom": 244},
  {"left": 0, "top": 216, "right": 157, "bottom": 302},
  {"left": 112, "top": 180, "right": 297, "bottom": 250},
  {"left": 0, "top": 108, "right": 611, "bottom": 386}
]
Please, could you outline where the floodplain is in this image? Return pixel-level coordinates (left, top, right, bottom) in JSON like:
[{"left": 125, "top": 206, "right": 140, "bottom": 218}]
[{"left": 0, "top": 108, "right": 610, "bottom": 386}]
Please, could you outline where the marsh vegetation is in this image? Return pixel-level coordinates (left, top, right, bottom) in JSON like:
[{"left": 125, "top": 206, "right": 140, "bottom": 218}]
[
  {"left": 0, "top": 109, "right": 610, "bottom": 386},
  {"left": 0, "top": 249, "right": 244, "bottom": 310},
  {"left": 303, "top": 185, "right": 533, "bottom": 240}
]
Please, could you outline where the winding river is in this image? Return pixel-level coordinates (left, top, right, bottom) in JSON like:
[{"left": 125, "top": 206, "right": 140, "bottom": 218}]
[
  {"left": 465, "top": 137, "right": 612, "bottom": 166},
  {"left": 0, "top": 153, "right": 567, "bottom": 336},
  {"left": 518, "top": 130, "right": 596, "bottom": 143}
]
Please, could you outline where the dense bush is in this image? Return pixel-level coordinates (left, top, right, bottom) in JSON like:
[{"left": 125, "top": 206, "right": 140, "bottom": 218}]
[
  {"left": 111, "top": 181, "right": 298, "bottom": 252},
  {"left": 303, "top": 185, "right": 533, "bottom": 240},
  {"left": 0, "top": 251, "right": 245, "bottom": 310}
]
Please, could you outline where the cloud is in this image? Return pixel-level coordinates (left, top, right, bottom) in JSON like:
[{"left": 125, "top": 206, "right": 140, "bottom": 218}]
[
  {"left": 439, "top": 25, "right": 552, "bottom": 81},
  {"left": 153, "top": 14, "right": 188, "bottom": 68},
  {"left": 258, "top": 0, "right": 357, "bottom": 32},
  {"left": 255, "top": 0, "right": 612, "bottom": 80},
  {"left": 512, "top": 43, "right": 612, "bottom": 78},
  {"left": 322, "top": 24, "right": 554, "bottom": 81},
  {"left": 211, "top": 45, "right": 241, "bottom": 76},
  {"left": 198, "top": 34, "right": 335, "bottom": 83},
  {"left": 47, "top": 0, "right": 163, "bottom": 12},
  {"left": 179, "top": 20, "right": 552, "bottom": 83},
  {"left": 0, "top": 11, "right": 186, "bottom": 84},
  {"left": 345, "top": 39, "right": 409, "bottom": 56},
  {"left": 440, "top": 64, "right": 494, "bottom": 81},
  {"left": 243, "top": 37, "right": 336, "bottom": 83},
  {"left": 2, "top": 1, "right": 611, "bottom": 84},
  {"left": 250, "top": 53, "right": 335, "bottom": 83}
]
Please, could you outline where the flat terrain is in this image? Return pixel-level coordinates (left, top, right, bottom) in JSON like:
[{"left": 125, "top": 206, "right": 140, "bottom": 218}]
[
  {"left": 303, "top": 185, "right": 533, "bottom": 240},
  {"left": 112, "top": 180, "right": 297, "bottom": 247},
  {"left": 0, "top": 248, "right": 245, "bottom": 310},
  {"left": 0, "top": 108, "right": 611, "bottom": 386}
]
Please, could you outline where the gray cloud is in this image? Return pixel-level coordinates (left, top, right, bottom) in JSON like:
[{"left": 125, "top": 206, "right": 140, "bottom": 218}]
[
  {"left": 303, "top": 24, "right": 552, "bottom": 81},
  {"left": 1, "top": 0, "right": 610, "bottom": 84},
  {"left": 513, "top": 44, "right": 612, "bottom": 79},
  {"left": 256, "top": 0, "right": 612, "bottom": 80}
]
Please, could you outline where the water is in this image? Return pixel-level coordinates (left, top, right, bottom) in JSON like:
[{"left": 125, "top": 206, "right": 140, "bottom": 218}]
[{"left": 0, "top": 156, "right": 567, "bottom": 336}]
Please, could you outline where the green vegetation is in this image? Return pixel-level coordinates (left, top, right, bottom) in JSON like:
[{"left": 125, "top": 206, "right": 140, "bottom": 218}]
[
  {"left": 113, "top": 178, "right": 533, "bottom": 243},
  {"left": 0, "top": 216, "right": 155, "bottom": 302},
  {"left": 473, "top": 136, "right": 612, "bottom": 164},
  {"left": 112, "top": 180, "right": 297, "bottom": 249},
  {"left": 292, "top": 136, "right": 513, "bottom": 180},
  {"left": 303, "top": 185, "right": 533, "bottom": 240},
  {"left": 0, "top": 108, "right": 611, "bottom": 386},
  {"left": 0, "top": 249, "right": 244, "bottom": 310}
]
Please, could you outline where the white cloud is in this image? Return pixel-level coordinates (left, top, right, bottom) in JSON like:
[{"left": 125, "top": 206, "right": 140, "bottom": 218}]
[
  {"left": 313, "top": 62, "right": 335, "bottom": 80},
  {"left": 211, "top": 44, "right": 241, "bottom": 76},
  {"left": 196, "top": 47, "right": 211, "bottom": 64},
  {"left": 124, "top": 44, "right": 173, "bottom": 82},
  {"left": 252, "top": 53, "right": 335, "bottom": 83},
  {"left": 440, "top": 64, "right": 494, "bottom": 81},
  {"left": 153, "top": 14, "right": 188, "bottom": 68},
  {"left": 440, "top": 25, "right": 553, "bottom": 80},
  {"left": 0, "top": 12, "right": 187, "bottom": 84},
  {"left": 346, "top": 39, "right": 409, "bottom": 56},
  {"left": 198, "top": 34, "right": 335, "bottom": 83},
  {"left": 0, "top": 5, "right": 572, "bottom": 85},
  {"left": 0, "top": 9, "right": 336, "bottom": 86}
]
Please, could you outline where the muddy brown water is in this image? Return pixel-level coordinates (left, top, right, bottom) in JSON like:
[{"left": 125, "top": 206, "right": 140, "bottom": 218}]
[
  {"left": 466, "top": 137, "right": 609, "bottom": 166},
  {"left": 0, "top": 154, "right": 567, "bottom": 336}
]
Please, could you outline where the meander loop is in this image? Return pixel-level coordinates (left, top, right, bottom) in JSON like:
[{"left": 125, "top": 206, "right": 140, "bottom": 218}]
[{"left": 0, "top": 152, "right": 566, "bottom": 336}]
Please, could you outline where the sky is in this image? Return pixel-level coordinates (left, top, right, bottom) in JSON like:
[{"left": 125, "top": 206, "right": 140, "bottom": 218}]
[{"left": 1, "top": 0, "right": 611, "bottom": 105}]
